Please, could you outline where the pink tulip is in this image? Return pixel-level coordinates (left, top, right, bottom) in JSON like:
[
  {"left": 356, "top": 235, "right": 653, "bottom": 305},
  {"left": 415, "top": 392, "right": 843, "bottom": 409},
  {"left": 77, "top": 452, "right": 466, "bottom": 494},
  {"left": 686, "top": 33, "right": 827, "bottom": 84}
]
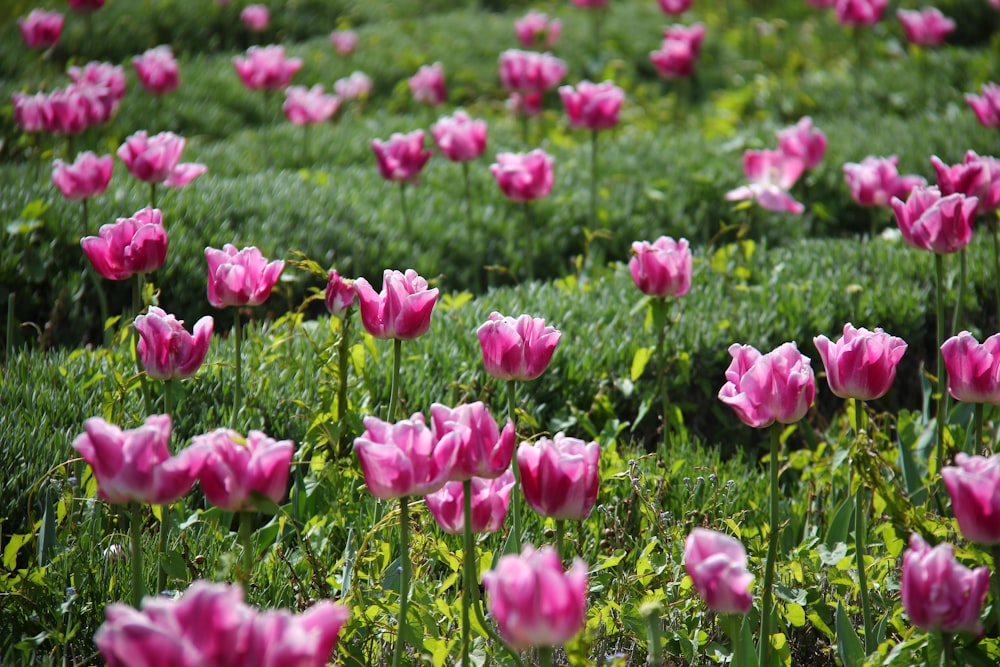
[
  {"left": 891, "top": 185, "right": 977, "bottom": 254},
  {"left": 68, "top": 0, "right": 105, "bottom": 11},
  {"left": 559, "top": 80, "right": 624, "bottom": 131},
  {"left": 52, "top": 151, "right": 113, "bottom": 200},
  {"left": 353, "top": 413, "right": 458, "bottom": 499},
  {"left": 204, "top": 244, "right": 285, "bottom": 308},
  {"left": 718, "top": 342, "right": 816, "bottom": 428},
  {"left": 240, "top": 599, "right": 350, "bottom": 667},
  {"left": 659, "top": 0, "right": 694, "bottom": 13},
  {"left": 72, "top": 414, "right": 201, "bottom": 504},
  {"left": 240, "top": 4, "right": 270, "bottom": 31},
  {"left": 942, "top": 453, "right": 1000, "bottom": 544},
  {"left": 518, "top": 433, "right": 600, "bottom": 521},
  {"left": 684, "top": 528, "right": 754, "bottom": 614},
  {"left": 132, "top": 45, "right": 179, "bottom": 95},
  {"left": 482, "top": 546, "right": 588, "bottom": 650},
  {"left": 725, "top": 149, "right": 806, "bottom": 214},
  {"left": 353, "top": 268, "right": 439, "bottom": 340},
  {"left": 431, "top": 401, "right": 515, "bottom": 480},
  {"left": 233, "top": 45, "right": 303, "bottom": 91},
  {"left": 901, "top": 533, "right": 989, "bottom": 633},
  {"left": 515, "top": 10, "right": 562, "bottom": 49},
  {"left": 190, "top": 428, "right": 294, "bottom": 512},
  {"left": 897, "top": 7, "right": 955, "bottom": 47},
  {"left": 498, "top": 49, "right": 568, "bottom": 93},
  {"left": 431, "top": 110, "right": 488, "bottom": 163},
  {"left": 371, "top": 130, "right": 433, "bottom": 184},
  {"left": 813, "top": 323, "right": 907, "bottom": 401},
  {"left": 409, "top": 62, "right": 447, "bottom": 107},
  {"left": 507, "top": 91, "right": 544, "bottom": 118},
  {"left": 330, "top": 29, "right": 358, "bottom": 56},
  {"left": 283, "top": 85, "right": 341, "bottom": 125},
  {"left": 477, "top": 312, "right": 561, "bottom": 382},
  {"left": 424, "top": 471, "right": 515, "bottom": 534},
  {"left": 334, "top": 71, "right": 372, "bottom": 100},
  {"left": 663, "top": 23, "right": 707, "bottom": 55},
  {"left": 117, "top": 130, "right": 207, "bottom": 187},
  {"left": 490, "top": 149, "right": 554, "bottom": 202},
  {"left": 629, "top": 236, "right": 693, "bottom": 298},
  {"left": 134, "top": 307, "right": 214, "bottom": 381},
  {"left": 776, "top": 117, "right": 827, "bottom": 171},
  {"left": 325, "top": 269, "right": 356, "bottom": 318},
  {"left": 649, "top": 36, "right": 700, "bottom": 79},
  {"left": 940, "top": 331, "right": 1000, "bottom": 405},
  {"left": 965, "top": 82, "right": 1000, "bottom": 128},
  {"left": 44, "top": 88, "right": 90, "bottom": 135},
  {"left": 835, "top": 0, "right": 888, "bottom": 26},
  {"left": 18, "top": 9, "right": 63, "bottom": 49},
  {"left": 12, "top": 92, "right": 48, "bottom": 133},
  {"left": 931, "top": 151, "right": 1000, "bottom": 215},
  {"left": 67, "top": 61, "right": 127, "bottom": 121},
  {"left": 81, "top": 207, "right": 168, "bottom": 281},
  {"left": 844, "top": 155, "right": 927, "bottom": 207}
]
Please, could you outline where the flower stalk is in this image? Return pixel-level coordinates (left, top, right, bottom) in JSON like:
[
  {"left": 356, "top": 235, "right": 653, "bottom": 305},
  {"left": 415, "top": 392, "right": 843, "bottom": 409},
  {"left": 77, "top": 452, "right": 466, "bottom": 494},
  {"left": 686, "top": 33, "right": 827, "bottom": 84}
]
[
  {"left": 758, "top": 426, "right": 780, "bottom": 667},
  {"left": 129, "top": 502, "right": 145, "bottom": 608},
  {"left": 393, "top": 496, "right": 412, "bottom": 667}
]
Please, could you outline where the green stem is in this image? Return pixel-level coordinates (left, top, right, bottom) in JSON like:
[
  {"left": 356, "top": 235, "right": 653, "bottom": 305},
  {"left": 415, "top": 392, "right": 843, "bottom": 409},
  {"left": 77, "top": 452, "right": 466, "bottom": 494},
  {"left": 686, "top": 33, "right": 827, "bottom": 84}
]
[
  {"left": 132, "top": 274, "right": 152, "bottom": 415},
  {"left": 238, "top": 510, "right": 253, "bottom": 584},
  {"left": 991, "top": 545, "right": 1000, "bottom": 637},
  {"left": 642, "top": 602, "right": 664, "bottom": 667},
  {"left": 758, "top": 427, "right": 780, "bottom": 667},
  {"left": 157, "top": 503, "right": 169, "bottom": 593},
  {"left": 462, "top": 479, "right": 474, "bottom": 667},
  {"left": 974, "top": 403, "right": 984, "bottom": 455},
  {"left": 164, "top": 379, "right": 174, "bottom": 416},
  {"left": 129, "top": 503, "right": 145, "bottom": 608},
  {"left": 82, "top": 197, "right": 89, "bottom": 235},
  {"left": 522, "top": 202, "right": 534, "bottom": 281},
  {"left": 555, "top": 519, "right": 566, "bottom": 563},
  {"left": 231, "top": 310, "right": 243, "bottom": 429},
  {"left": 6, "top": 292, "right": 14, "bottom": 363},
  {"left": 722, "top": 614, "right": 745, "bottom": 667},
  {"left": 150, "top": 182, "right": 157, "bottom": 210},
  {"left": 951, "top": 249, "right": 966, "bottom": 334},
  {"left": 934, "top": 254, "right": 947, "bottom": 476},
  {"left": 399, "top": 182, "right": 411, "bottom": 236},
  {"left": 336, "top": 312, "right": 352, "bottom": 458},
  {"left": 940, "top": 632, "right": 953, "bottom": 667},
  {"left": 507, "top": 379, "right": 522, "bottom": 552},
  {"left": 387, "top": 338, "right": 402, "bottom": 423},
  {"left": 539, "top": 646, "right": 554, "bottom": 667},
  {"left": 652, "top": 299, "right": 670, "bottom": 455},
  {"left": 590, "top": 129, "right": 599, "bottom": 232},
  {"left": 853, "top": 401, "right": 874, "bottom": 653},
  {"left": 393, "top": 496, "right": 412, "bottom": 667}
]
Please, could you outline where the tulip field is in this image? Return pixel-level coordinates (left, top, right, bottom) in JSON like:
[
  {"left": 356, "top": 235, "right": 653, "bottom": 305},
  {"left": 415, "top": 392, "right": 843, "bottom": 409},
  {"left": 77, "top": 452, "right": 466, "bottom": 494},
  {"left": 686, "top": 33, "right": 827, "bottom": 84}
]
[{"left": 4, "top": 0, "right": 1000, "bottom": 665}]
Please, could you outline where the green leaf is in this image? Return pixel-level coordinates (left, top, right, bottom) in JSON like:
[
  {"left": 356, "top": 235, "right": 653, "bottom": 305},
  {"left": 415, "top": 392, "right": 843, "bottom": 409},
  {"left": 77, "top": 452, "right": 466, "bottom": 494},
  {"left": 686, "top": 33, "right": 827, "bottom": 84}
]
[
  {"left": 630, "top": 347, "right": 654, "bottom": 382},
  {"left": 3, "top": 533, "right": 30, "bottom": 571},
  {"left": 818, "top": 542, "right": 848, "bottom": 567},
  {"left": 825, "top": 498, "right": 854, "bottom": 549},
  {"left": 836, "top": 601, "right": 865, "bottom": 667}
]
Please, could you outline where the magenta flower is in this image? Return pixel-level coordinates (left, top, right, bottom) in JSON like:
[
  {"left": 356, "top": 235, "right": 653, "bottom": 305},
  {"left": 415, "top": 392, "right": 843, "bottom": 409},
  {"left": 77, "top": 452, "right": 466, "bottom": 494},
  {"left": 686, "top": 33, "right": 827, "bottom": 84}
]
[
  {"left": 409, "top": 62, "right": 447, "bottom": 107},
  {"left": 241, "top": 597, "right": 351, "bottom": 667},
  {"left": 490, "top": 149, "right": 555, "bottom": 202},
  {"left": 18, "top": 9, "right": 63, "bottom": 49},
  {"left": 325, "top": 270, "right": 356, "bottom": 318},
  {"left": 498, "top": 49, "right": 568, "bottom": 93},
  {"left": 515, "top": 10, "right": 562, "bottom": 49},
  {"left": 12, "top": 92, "right": 48, "bottom": 133},
  {"left": 725, "top": 149, "right": 806, "bottom": 214},
  {"left": 835, "top": 0, "right": 888, "bottom": 26},
  {"left": 559, "top": 80, "right": 624, "bottom": 131},
  {"left": 43, "top": 88, "right": 89, "bottom": 135},
  {"left": 133, "top": 45, "right": 179, "bottom": 95},
  {"left": 931, "top": 151, "right": 1000, "bottom": 215},
  {"left": 776, "top": 117, "right": 827, "bottom": 171},
  {"left": 684, "top": 528, "right": 754, "bottom": 615},
  {"left": 965, "top": 82, "right": 1000, "bottom": 128},
  {"left": 283, "top": 85, "right": 341, "bottom": 125},
  {"left": 897, "top": 7, "right": 955, "bottom": 47},
  {"left": 330, "top": 29, "right": 358, "bottom": 56},
  {"left": 52, "top": 151, "right": 113, "bottom": 200},
  {"left": 940, "top": 331, "right": 1000, "bottom": 405},
  {"left": 629, "top": 236, "right": 693, "bottom": 299},
  {"left": 482, "top": 546, "right": 588, "bottom": 650},
  {"left": 813, "top": 323, "right": 907, "bottom": 401},
  {"left": 353, "top": 268, "right": 438, "bottom": 340},
  {"left": 424, "top": 471, "right": 515, "bottom": 535},
  {"left": 81, "top": 207, "right": 168, "bottom": 281},
  {"left": 204, "top": 244, "right": 285, "bottom": 308},
  {"left": 117, "top": 130, "right": 206, "bottom": 188},
  {"left": 67, "top": 61, "right": 127, "bottom": 122},
  {"left": 240, "top": 4, "right": 270, "bottom": 32},
  {"left": 353, "top": 413, "right": 458, "bottom": 499},
  {"left": 431, "top": 401, "right": 515, "bottom": 480},
  {"left": 334, "top": 71, "right": 372, "bottom": 100},
  {"left": 658, "top": 0, "right": 694, "bottom": 14},
  {"left": 371, "top": 130, "right": 433, "bottom": 184},
  {"left": 190, "top": 428, "right": 294, "bottom": 512},
  {"left": 844, "top": 155, "right": 927, "bottom": 207},
  {"left": 718, "top": 342, "right": 816, "bottom": 428},
  {"left": 518, "top": 433, "right": 600, "bottom": 521},
  {"left": 134, "top": 307, "right": 214, "bottom": 381},
  {"left": 431, "top": 110, "right": 487, "bottom": 163},
  {"left": 649, "top": 23, "right": 706, "bottom": 79},
  {"left": 233, "top": 45, "right": 303, "bottom": 91},
  {"left": 72, "top": 414, "right": 201, "bottom": 504},
  {"left": 477, "top": 312, "right": 561, "bottom": 382},
  {"left": 942, "top": 453, "right": 1000, "bottom": 544},
  {"left": 901, "top": 534, "right": 989, "bottom": 633},
  {"left": 891, "top": 186, "right": 977, "bottom": 254}
]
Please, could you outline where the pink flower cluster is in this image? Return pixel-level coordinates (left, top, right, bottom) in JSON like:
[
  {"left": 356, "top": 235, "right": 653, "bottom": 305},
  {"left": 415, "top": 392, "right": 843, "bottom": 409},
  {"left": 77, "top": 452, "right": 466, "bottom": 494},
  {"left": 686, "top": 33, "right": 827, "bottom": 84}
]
[
  {"left": 13, "top": 61, "right": 125, "bottom": 135},
  {"left": 649, "top": 23, "right": 705, "bottom": 80},
  {"left": 897, "top": 7, "right": 955, "bottom": 48},
  {"left": 95, "top": 580, "right": 349, "bottom": 667},
  {"left": 118, "top": 130, "right": 206, "bottom": 188},
  {"left": 843, "top": 155, "right": 926, "bottom": 208},
  {"left": 498, "top": 49, "right": 567, "bottom": 94}
]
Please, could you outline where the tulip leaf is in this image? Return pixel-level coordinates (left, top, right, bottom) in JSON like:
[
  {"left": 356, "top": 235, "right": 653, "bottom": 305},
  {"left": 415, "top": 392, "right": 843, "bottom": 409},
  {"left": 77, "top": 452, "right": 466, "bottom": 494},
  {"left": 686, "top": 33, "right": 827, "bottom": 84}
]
[
  {"left": 3, "top": 533, "right": 29, "bottom": 571},
  {"left": 825, "top": 497, "right": 854, "bottom": 549},
  {"left": 835, "top": 601, "right": 865, "bottom": 667},
  {"left": 630, "top": 347, "right": 653, "bottom": 382},
  {"left": 37, "top": 489, "right": 56, "bottom": 568}
]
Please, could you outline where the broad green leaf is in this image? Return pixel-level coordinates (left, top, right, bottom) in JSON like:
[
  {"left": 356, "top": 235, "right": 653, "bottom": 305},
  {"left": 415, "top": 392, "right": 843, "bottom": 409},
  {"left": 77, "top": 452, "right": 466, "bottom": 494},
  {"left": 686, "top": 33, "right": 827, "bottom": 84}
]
[{"left": 835, "top": 601, "right": 865, "bottom": 667}]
